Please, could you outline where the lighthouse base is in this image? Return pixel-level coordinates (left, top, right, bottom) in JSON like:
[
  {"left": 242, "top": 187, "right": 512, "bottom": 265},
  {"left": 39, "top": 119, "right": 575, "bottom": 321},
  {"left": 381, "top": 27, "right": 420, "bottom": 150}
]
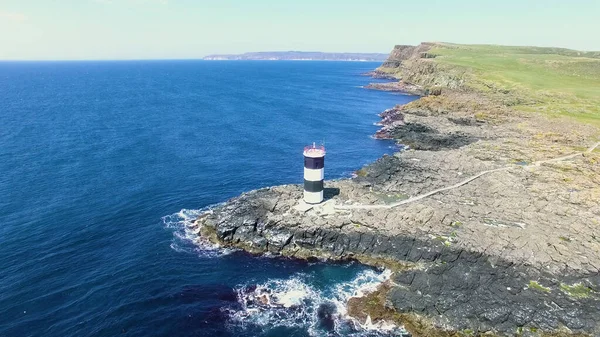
[{"left": 303, "top": 190, "right": 323, "bottom": 204}]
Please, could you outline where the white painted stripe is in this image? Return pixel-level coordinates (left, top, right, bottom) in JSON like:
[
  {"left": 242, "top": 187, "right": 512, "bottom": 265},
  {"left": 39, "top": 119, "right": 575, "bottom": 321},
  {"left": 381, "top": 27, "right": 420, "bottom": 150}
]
[
  {"left": 304, "top": 190, "right": 323, "bottom": 204},
  {"left": 303, "top": 167, "right": 324, "bottom": 181}
]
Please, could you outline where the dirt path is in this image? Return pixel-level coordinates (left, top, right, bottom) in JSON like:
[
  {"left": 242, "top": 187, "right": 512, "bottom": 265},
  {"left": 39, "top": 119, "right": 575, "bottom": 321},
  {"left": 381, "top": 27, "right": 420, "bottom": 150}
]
[{"left": 335, "top": 141, "right": 600, "bottom": 210}]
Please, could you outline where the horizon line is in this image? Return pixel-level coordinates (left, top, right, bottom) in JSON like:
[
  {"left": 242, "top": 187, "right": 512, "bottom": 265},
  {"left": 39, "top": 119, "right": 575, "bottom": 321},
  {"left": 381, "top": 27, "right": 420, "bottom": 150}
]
[
  {"left": 4, "top": 42, "right": 597, "bottom": 62},
  {"left": 0, "top": 50, "right": 391, "bottom": 62},
  {"left": 0, "top": 58, "right": 388, "bottom": 62}
]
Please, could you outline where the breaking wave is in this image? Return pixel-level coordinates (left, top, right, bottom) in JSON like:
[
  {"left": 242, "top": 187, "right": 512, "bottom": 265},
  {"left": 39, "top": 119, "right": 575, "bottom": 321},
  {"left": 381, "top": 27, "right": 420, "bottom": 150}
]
[
  {"left": 228, "top": 268, "right": 408, "bottom": 336},
  {"left": 162, "top": 209, "right": 408, "bottom": 336},
  {"left": 162, "top": 207, "right": 235, "bottom": 257}
]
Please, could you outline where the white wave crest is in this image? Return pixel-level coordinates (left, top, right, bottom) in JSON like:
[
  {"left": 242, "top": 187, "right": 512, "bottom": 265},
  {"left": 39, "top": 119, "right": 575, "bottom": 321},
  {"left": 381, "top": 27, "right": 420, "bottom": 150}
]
[
  {"left": 162, "top": 210, "right": 406, "bottom": 335},
  {"left": 161, "top": 207, "right": 234, "bottom": 257},
  {"left": 229, "top": 268, "right": 406, "bottom": 336}
]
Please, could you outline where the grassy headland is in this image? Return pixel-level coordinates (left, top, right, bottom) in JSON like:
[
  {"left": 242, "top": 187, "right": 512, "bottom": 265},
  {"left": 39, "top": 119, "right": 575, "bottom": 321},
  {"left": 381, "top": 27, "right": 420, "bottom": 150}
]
[{"left": 377, "top": 43, "right": 600, "bottom": 126}]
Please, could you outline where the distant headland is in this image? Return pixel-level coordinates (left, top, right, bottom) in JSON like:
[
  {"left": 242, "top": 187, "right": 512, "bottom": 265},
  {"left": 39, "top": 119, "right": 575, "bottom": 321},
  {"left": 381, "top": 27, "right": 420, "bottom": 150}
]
[{"left": 202, "top": 51, "right": 389, "bottom": 61}]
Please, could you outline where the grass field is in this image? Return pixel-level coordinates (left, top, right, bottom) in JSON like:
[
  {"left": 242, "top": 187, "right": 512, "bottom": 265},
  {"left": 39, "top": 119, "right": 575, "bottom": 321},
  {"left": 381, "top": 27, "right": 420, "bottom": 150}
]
[{"left": 428, "top": 43, "right": 600, "bottom": 126}]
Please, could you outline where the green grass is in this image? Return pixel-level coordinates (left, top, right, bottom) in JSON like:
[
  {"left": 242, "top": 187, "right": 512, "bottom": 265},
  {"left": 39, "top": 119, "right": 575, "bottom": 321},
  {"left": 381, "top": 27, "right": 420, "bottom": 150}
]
[
  {"left": 559, "top": 283, "right": 593, "bottom": 298},
  {"left": 428, "top": 43, "right": 600, "bottom": 126},
  {"left": 528, "top": 280, "right": 551, "bottom": 293}
]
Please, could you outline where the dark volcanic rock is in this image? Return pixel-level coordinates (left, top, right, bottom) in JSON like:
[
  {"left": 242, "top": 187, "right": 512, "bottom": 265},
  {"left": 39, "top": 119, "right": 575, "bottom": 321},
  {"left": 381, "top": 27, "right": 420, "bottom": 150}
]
[
  {"left": 390, "top": 123, "right": 477, "bottom": 150},
  {"left": 378, "top": 106, "right": 405, "bottom": 125},
  {"left": 364, "top": 81, "right": 425, "bottom": 96},
  {"left": 317, "top": 302, "right": 337, "bottom": 331},
  {"left": 362, "top": 71, "right": 399, "bottom": 80},
  {"left": 374, "top": 106, "right": 406, "bottom": 139},
  {"left": 196, "top": 182, "right": 600, "bottom": 336},
  {"left": 389, "top": 256, "right": 600, "bottom": 334}
]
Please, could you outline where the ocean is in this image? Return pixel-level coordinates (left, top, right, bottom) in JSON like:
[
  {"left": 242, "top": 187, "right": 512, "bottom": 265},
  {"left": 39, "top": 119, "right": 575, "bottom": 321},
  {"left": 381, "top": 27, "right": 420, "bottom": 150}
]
[{"left": 0, "top": 60, "right": 417, "bottom": 336}]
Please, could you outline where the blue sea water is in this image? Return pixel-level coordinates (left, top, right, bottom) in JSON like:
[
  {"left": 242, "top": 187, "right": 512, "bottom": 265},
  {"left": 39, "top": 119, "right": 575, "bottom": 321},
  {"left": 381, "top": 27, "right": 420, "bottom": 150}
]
[{"left": 0, "top": 61, "right": 416, "bottom": 337}]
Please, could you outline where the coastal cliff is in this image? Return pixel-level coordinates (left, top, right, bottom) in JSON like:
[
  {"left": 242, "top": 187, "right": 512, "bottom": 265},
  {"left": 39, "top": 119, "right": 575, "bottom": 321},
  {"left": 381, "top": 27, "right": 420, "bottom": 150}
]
[{"left": 192, "top": 43, "right": 600, "bottom": 336}]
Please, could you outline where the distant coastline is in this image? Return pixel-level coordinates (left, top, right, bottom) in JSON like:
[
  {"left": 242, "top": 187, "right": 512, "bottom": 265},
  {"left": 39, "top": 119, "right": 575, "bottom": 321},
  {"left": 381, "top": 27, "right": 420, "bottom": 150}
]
[{"left": 203, "top": 51, "right": 388, "bottom": 61}]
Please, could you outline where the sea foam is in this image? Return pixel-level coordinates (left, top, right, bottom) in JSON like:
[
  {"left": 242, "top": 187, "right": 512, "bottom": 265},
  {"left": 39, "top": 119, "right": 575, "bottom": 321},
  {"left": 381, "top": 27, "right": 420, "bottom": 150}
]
[
  {"left": 162, "top": 207, "right": 235, "bottom": 257},
  {"left": 229, "top": 268, "right": 406, "bottom": 336},
  {"left": 163, "top": 209, "right": 406, "bottom": 336}
]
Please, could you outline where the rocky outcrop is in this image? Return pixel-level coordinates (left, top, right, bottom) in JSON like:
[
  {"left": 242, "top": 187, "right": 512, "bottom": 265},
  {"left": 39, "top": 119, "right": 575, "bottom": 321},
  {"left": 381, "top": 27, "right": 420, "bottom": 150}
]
[
  {"left": 399, "top": 60, "right": 466, "bottom": 90},
  {"left": 390, "top": 255, "right": 600, "bottom": 335},
  {"left": 370, "top": 42, "right": 466, "bottom": 95},
  {"left": 193, "top": 120, "right": 600, "bottom": 335},
  {"left": 364, "top": 82, "right": 425, "bottom": 95},
  {"left": 374, "top": 106, "right": 405, "bottom": 139},
  {"left": 192, "top": 43, "right": 600, "bottom": 336},
  {"left": 380, "top": 43, "right": 437, "bottom": 69},
  {"left": 193, "top": 177, "right": 600, "bottom": 336},
  {"left": 362, "top": 71, "right": 398, "bottom": 80}
]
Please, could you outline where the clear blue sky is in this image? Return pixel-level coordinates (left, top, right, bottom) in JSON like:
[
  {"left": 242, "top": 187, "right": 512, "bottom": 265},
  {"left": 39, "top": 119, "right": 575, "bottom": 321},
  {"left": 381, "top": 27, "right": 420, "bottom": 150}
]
[{"left": 1, "top": 0, "right": 599, "bottom": 60}]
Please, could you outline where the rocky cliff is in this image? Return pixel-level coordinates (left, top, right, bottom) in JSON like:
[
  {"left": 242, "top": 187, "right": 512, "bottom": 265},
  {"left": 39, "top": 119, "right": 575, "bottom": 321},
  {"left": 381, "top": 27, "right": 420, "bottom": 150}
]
[
  {"left": 374, "top": 42, "right": 467, "bottom": 90},
  {"left": 191, "top": 43, "right": 600, "bottom": 336}
]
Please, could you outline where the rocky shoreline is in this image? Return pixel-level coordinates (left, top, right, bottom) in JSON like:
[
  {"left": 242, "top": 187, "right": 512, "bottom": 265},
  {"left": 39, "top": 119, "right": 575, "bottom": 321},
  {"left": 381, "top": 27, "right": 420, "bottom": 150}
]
[{"left": 191, "top": 43, "right": 600, "bottom": 336}]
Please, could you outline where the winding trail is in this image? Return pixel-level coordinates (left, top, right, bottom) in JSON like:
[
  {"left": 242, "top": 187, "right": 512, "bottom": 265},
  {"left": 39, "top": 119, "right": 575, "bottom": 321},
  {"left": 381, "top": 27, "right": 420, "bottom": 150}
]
[{"left": 334, "top": 141, "right": 600, "bottom": 210}]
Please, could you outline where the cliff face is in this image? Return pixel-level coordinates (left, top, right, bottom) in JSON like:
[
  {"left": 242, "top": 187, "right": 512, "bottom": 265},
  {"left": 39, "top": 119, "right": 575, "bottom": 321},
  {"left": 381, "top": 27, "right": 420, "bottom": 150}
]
[
  {"left": 379, "top": 43, "right": 437, "bottom": 68},
  {"left": 375, "top": 43, "right": 466, "bottom": 90}
]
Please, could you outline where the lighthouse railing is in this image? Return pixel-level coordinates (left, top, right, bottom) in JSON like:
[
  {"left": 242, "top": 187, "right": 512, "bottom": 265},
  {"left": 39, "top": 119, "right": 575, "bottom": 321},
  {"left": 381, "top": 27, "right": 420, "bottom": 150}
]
[{"left": 303, "top": 145, "right": 326, "bottom": 153}]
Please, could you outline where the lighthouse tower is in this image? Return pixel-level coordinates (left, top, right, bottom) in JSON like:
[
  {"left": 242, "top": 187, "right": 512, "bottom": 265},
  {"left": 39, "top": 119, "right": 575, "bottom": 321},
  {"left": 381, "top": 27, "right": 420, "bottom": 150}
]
[{"left": 303, "top": 143, "right": 326, "bottom": 204}]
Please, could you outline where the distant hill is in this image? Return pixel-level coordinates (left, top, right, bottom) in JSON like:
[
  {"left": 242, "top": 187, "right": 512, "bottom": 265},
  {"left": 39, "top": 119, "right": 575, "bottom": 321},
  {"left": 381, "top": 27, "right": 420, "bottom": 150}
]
[{"left": 202, "top": 51, "right": 389, "bottom": 61}]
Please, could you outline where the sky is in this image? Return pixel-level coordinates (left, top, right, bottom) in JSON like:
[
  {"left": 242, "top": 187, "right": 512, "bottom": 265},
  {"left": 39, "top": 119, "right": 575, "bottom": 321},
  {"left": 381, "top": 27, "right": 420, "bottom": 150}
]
[{"left": 1, "top": 0, "right": 599, "bottom": 60}]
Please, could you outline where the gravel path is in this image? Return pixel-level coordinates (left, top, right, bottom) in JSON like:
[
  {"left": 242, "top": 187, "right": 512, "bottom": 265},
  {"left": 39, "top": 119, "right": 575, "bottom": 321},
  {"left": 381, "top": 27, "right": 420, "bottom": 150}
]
[{"left": 335, "top": 141, "right": 600, "bottom": 210}]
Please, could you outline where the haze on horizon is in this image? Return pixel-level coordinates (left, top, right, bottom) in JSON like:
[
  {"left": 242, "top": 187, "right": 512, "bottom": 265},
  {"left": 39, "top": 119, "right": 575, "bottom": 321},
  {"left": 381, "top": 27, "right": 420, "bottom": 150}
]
[{"left": 1, "top": 0, "right": 599, "bottom": 60}]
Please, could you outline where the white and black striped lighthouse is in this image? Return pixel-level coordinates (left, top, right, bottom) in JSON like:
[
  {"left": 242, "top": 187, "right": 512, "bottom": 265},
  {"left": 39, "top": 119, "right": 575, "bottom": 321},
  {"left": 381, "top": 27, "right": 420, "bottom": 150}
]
[{"left": 303, "top": 143, "right": 326, "bottom": 204}]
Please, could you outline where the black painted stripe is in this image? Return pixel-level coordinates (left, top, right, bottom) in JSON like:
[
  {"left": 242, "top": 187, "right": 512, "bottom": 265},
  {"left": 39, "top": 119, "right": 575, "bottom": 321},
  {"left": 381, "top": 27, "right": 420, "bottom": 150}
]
[
  {"left": 304, "top": 179, "right": 324, "bottom": 192},
  {"left": 304, "top": 156, "right": 325, "bottom": 169}
]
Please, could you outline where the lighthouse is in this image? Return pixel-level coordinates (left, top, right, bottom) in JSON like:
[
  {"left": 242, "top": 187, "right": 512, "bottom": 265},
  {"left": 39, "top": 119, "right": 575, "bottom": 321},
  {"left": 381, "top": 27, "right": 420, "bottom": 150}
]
[{"left": 303, "top": 143, "right": 326, "bottom": 204}]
